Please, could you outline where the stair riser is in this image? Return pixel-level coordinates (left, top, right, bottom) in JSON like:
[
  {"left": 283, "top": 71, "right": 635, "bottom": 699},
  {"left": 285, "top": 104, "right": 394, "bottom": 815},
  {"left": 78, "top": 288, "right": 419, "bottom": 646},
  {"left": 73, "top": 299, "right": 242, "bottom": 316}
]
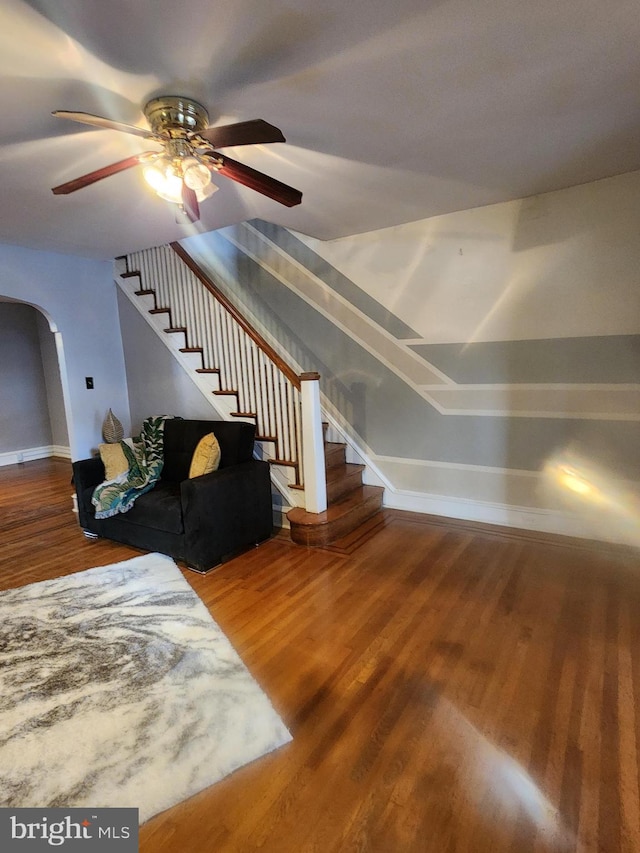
[
  {"left": 326, "top": 470, "right": 366, "bottom": 503},
  {"left": 324, "top": 444, "right": 346, "bottom": 469}
]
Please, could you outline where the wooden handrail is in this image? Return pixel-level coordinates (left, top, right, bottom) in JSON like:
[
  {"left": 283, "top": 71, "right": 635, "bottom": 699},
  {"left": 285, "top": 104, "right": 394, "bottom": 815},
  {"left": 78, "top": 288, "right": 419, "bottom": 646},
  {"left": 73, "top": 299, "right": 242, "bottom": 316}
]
[{"left": 170, "top": 242, "right": 301, "bottom": 390}]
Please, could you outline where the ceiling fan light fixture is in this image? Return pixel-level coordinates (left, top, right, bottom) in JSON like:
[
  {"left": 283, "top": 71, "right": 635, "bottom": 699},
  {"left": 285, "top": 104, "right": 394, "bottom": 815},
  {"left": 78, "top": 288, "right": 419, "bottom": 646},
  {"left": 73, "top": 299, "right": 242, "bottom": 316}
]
[
  {"left": 50, "top": 97, "right": 302, "bottom": 213},
  {"left": 143, "top": 155, "right": 218, "bottom": 207},
  {"left": 156, "top": 176, "right": 184, "bottom": 205},
  {"left": 142, "top": 158, "right": 168, "bottom": 191},
  {"left": 196, "top": 180, "right": 219, "bottom": 201},
  {"left": 182, "top": 158, "right": 212, "bottom": 191},
  {"left": 142, "top": 159, "right": 183, "bottom": 204},
  {"left": 143, "top": 97, "right": 210, "bottom": 136}
]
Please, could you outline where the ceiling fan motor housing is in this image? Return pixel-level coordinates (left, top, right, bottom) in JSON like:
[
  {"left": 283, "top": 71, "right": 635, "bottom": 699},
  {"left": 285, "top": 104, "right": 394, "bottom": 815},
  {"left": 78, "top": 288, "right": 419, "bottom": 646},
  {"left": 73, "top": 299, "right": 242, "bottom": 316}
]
[{"left": 143, "top": 96, "right": 210, "bottom": 136}]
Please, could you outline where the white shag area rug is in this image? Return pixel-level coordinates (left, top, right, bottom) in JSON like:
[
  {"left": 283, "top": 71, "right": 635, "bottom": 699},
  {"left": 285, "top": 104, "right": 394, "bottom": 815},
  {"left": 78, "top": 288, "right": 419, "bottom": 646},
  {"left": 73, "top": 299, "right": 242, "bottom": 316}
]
[{"left": 0, "top": 552, "right": 291, "bottom": 823}]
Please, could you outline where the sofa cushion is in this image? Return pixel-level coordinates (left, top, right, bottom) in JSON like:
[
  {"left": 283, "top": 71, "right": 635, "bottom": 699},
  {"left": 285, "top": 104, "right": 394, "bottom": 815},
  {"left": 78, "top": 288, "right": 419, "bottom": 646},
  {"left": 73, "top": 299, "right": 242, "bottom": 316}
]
[
  {"left": 189, "top": 432, "right": 221, "bottom": 478},
  {"left": 117, "top": 482, "right": 184, "bottom": 534},
  {"left": 99, "top": 443, "right": 127, "bottom": 480},
  {"left": 82, "top": 482, "right": 184, "bottom": 534},
  {"left": 161, "top": 419, "right": 256, "bottom": 483}
]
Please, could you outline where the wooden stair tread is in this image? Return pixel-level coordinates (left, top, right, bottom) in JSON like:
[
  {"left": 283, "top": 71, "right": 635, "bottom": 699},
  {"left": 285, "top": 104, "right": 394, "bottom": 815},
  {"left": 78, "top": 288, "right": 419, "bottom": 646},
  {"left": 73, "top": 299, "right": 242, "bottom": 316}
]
[
  {"left": 288, "top": 484, "right": 383, "bottom": 547},
  {"left": 326, "top": 462, "right": 364, "bottom": 482},
  {"left": 288, "top": 485, "right": 383, "bottom": 527},
  {"left": 288, "top": 437, "right": 381, "bottom": 546}
]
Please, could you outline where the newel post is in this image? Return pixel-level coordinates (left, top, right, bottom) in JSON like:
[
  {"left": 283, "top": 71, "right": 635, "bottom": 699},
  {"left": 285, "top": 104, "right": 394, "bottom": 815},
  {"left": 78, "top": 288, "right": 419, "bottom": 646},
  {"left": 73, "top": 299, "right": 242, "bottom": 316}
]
[{"left": 300, "top": 372, "right": 327, "bottom": 514}]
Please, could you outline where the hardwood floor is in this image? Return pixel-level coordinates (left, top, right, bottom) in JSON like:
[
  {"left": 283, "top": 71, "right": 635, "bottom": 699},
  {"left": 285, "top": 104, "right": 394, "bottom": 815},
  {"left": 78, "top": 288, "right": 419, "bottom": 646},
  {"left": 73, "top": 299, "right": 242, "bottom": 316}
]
[{"left": 1, "top": 458, "right": 639, "bottom": 852}]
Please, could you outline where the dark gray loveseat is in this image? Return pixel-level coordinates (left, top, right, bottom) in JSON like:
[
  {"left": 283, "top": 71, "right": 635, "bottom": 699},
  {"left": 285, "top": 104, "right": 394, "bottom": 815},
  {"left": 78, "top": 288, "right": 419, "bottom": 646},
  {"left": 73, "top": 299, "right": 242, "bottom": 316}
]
[{"left": 72, "top": 419, "right": 273, "bottom": 573}]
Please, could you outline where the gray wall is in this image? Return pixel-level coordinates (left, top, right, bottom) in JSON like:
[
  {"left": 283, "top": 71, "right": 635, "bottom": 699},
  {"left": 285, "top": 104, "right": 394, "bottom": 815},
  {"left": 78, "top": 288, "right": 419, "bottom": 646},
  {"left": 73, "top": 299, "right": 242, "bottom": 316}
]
[
  {"left": 36, "top": 310, "right": 69, "bottom": 448},
  {"left": 180, "top": 171, "right": 640, "bottom": 543},
  {"left": 0, "top": 303, "right": 53, "bottom": 452},
  {"left": 185, "top": 225, "right": 639, "bottom": 477}
]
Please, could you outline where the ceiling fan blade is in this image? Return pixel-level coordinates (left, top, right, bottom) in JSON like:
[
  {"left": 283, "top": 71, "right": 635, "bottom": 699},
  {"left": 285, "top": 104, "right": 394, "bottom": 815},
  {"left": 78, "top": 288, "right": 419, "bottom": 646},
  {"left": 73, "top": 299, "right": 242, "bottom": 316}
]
[
  {"left": 212, "top": 154, "right": 302, "bottom": 207},
  {"left": 197, "top": 119, "right": 285, "bottom": 148},
  {"left": 181, "top": 184, "right": 200, "bottom": 222},
  {"left": 52, "top": 110, "right": 154, "bottom": 140},
  {"left": 51, "top": 154, "right": 146, "bottom": 195}
]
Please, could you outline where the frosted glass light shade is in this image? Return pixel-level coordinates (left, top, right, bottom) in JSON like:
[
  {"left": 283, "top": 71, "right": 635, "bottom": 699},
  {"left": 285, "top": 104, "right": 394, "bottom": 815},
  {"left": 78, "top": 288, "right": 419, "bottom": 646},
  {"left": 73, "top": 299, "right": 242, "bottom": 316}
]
[
  {"left": 183, "top": 159, "right": 212, "bottom": 191},
  {"left": 143, "top": 160, "right": 183, "bottom": 204},
  {"left": 143, "top": 155, "right": 218, "bottom": 206}
]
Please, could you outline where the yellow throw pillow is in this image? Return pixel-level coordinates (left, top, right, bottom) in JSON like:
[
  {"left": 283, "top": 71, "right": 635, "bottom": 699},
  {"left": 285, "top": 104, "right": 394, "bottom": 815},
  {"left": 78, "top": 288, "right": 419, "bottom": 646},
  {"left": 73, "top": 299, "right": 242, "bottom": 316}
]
[
  {"left": 188, "top": 433, "right": 221, "bottom": 478},
  {"left": 99, "top": 442, "right": 129, "bottom": 481}
]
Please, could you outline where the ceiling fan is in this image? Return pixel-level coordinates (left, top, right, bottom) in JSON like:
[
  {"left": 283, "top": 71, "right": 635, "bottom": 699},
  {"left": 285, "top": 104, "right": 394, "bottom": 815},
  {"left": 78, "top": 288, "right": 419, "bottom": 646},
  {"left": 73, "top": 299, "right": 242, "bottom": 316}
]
[{"left": 51, "top": 96, "right": 302, "bottom": 222}]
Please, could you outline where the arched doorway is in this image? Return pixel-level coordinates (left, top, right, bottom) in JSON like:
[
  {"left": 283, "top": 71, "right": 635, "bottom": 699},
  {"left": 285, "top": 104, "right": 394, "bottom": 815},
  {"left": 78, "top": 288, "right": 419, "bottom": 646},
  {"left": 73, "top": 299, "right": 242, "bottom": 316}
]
[{"left": 0, "top": 297, "right": 72, "bottom": 465}]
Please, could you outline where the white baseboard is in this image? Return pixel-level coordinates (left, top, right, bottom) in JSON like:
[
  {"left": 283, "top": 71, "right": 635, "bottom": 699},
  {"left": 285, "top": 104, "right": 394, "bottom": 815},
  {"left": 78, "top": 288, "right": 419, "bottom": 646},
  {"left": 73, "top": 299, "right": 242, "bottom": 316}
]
[
  {"left": 51, "top": 445, "right": 72, "bottom": 459},
  {"left": 382, "top": 488, "right": 616, "bottom": 543},
  {"left": 0, "top": 445, "right": 71, "bottom": 467}
]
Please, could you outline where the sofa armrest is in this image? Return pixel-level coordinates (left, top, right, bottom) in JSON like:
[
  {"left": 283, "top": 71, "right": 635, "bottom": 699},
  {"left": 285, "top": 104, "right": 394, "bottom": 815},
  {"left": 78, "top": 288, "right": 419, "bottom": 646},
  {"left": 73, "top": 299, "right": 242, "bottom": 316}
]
[
  {"left": 180, "top": 459, "right": 273, "bottom": 571},
  {"left": 72, "top": 457, "right": 105, "bottom": 529}
]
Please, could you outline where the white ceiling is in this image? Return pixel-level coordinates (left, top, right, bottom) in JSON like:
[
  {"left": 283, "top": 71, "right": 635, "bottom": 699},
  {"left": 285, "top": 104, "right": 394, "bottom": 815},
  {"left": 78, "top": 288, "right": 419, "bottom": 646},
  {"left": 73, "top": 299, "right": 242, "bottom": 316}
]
[{"left": 1, "top": 0, "right": 640, "bottom": 260}]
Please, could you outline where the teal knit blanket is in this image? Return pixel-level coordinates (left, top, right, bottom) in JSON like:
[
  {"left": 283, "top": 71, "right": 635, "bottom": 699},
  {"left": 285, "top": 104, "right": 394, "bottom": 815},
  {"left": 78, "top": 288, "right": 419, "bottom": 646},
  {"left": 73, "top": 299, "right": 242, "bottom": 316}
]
[{"left": 92, "top": 416, "right": 169, "bottom": 519}]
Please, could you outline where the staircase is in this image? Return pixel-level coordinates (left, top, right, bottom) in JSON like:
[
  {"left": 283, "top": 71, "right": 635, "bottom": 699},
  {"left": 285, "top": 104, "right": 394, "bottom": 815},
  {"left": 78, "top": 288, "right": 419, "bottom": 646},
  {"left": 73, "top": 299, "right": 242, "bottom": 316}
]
[
  {"left": 287, "top": 431, "right": 384, "bottom": 546},
  {"left": 116, "top": 244, "right": 384, "bottom": 546},
  {"left": 117, "top": 245, "right": 307, "bottom": 501}
]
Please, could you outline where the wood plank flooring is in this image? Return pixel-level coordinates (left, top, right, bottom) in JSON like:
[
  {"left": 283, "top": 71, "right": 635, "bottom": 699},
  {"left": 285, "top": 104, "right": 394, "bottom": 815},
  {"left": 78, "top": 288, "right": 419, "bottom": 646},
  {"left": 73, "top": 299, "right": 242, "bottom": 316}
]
[{"left": 1, "top": 458, "right": 639, "bottom": 852}]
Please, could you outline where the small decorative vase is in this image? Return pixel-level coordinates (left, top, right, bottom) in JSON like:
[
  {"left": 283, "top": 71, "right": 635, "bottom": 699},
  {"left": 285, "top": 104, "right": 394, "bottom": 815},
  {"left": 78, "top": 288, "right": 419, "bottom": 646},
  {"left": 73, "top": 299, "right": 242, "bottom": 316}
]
[{"left": 102, "top": 408, "right": 124, "bottom": 443}]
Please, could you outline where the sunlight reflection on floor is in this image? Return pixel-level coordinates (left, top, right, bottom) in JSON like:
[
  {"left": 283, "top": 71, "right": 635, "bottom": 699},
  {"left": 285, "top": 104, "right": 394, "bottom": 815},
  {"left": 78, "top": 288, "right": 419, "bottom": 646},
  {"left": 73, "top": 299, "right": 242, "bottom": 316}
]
[{"left": 431, "top": 699, "right": 575, "bottom": 849}]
